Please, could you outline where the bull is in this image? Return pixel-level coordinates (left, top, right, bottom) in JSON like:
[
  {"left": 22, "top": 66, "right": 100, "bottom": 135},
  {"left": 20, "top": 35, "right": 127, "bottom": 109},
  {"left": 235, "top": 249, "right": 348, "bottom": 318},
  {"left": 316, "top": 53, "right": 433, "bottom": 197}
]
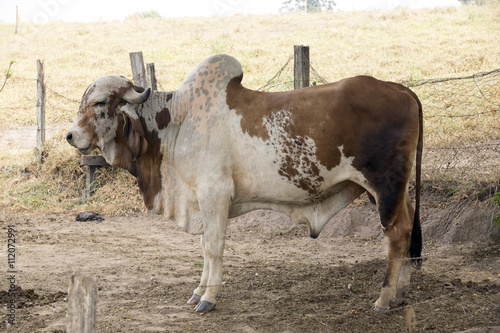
[{"left": 67, "top": 54, "right": 423, "bottom": 312}]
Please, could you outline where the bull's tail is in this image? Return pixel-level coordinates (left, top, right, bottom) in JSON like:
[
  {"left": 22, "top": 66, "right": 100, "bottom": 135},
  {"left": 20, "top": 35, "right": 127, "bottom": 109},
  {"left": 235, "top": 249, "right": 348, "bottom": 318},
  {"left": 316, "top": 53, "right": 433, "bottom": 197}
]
[{"left": 409, "top": 93, "right": 423, "bottom": 269}]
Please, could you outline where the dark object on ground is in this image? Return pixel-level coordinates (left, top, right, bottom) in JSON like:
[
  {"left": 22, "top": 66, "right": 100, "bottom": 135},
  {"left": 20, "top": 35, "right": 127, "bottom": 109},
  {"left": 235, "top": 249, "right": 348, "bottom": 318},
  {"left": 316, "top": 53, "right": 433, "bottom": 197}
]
[{"left": 76, "top": 211, "right": 104, "bottom": 222}]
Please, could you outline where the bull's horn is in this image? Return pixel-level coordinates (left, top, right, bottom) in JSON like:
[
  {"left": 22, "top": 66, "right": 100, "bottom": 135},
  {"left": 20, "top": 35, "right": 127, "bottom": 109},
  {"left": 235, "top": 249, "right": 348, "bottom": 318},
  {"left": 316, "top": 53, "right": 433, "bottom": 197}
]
[{"left": 123, "top": 87, "right": 151, "bottom": 104}]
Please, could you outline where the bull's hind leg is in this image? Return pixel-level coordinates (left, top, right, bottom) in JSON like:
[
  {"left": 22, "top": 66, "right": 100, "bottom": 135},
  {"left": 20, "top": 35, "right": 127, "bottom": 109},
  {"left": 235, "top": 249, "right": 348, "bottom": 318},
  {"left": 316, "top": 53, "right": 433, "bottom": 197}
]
[
  {"left": 393, "top": 197, "right": 416, "bottom": 305},
  {"left": 393, "top": 256, "right": 411, "bottom": 306},
  {"left": 374, "top": 192, "right": 414, "bottom": 312}
]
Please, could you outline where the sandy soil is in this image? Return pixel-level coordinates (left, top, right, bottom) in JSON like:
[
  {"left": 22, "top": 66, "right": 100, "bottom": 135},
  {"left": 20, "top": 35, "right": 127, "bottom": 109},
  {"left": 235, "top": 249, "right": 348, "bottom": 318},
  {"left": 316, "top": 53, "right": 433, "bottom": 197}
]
[{"left": 0, "top": 197, "right": 499, "bottom": 333}]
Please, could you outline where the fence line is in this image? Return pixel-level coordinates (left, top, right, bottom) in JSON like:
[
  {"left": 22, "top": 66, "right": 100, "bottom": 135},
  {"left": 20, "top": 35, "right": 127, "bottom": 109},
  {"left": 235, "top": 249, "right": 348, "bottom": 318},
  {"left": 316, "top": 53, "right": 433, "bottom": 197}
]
[
  {"left": 45, "top": 85, "right": 80, "bottom": 103},
  {"left": 403, "top": 68, "right": 500, "bottom": 88},
  {"left": 2, "top": 52, "right": 498, "bottom": 184},
  {"left": 5, "top": 64, "right": 500, "bottom": 125},
  {"left": 36, "top": 59, "right": 45, "bottom": 164},
  {"left": 426, "top": 142, "right": 500, "bottom": 150},
  {"left": 0, "top": 60, "right": 15, "bottom": 94}
]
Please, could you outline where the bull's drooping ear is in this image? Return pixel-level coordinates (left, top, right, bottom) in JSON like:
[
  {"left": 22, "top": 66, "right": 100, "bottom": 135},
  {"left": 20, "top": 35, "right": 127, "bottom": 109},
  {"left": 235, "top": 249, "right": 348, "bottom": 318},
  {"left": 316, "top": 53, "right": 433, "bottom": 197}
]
[
  {"left": 123, "top": 87, "right": 151, "bottom": 104},
  {"left": 122, "top": 109, "right": 148, "bottom": 161}
]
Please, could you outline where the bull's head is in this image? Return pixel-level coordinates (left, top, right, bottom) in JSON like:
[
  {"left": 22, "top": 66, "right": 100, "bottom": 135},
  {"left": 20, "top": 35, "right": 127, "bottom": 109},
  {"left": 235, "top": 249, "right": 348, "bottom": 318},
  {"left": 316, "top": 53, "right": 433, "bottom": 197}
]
[{"left": 66, "top": 75, "right": 151, "bottom": 166}]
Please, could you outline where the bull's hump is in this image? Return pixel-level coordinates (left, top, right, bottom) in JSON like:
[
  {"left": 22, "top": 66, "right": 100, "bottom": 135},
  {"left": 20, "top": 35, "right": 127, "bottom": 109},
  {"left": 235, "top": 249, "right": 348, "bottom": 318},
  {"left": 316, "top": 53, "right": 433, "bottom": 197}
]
[
  {"left": 207, "top": 54, "right": 243, "bottom": 79},
  {"left": 183, "top": 54, "right": 243, "bottom": 88}
]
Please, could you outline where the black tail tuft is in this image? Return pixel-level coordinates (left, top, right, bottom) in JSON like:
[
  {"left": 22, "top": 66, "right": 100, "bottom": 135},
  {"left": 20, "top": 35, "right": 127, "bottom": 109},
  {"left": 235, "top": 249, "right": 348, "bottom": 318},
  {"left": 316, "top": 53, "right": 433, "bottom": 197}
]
[{"left": 409, "top": 210, "right": 422, "bottom": 269}]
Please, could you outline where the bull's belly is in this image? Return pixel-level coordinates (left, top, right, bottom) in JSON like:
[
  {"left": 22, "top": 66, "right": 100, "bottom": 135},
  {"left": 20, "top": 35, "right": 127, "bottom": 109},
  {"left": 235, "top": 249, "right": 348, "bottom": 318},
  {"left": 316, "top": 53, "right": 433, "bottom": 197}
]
[
  {"left": 230, "top": 161, "right": 360, "bottom": 216},
  {"left": 232, "top": 177, "right": 331, "bottom": 205},
  {"left": 230, "top": 143, "right": 363, "bottom": 206},
  {"left": 228, "top": 179, "right": 367, "bottom": 239},
  {"left": 230, "top": 180, "right": 347, "bottom": 214}
]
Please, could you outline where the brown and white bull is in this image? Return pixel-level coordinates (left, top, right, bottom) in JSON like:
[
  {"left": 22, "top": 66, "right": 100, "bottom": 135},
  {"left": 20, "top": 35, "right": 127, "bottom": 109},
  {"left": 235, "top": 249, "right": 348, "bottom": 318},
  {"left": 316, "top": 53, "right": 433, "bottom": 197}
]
[{"left": 67, "top": 54, "right": 423, "bottom": 313}]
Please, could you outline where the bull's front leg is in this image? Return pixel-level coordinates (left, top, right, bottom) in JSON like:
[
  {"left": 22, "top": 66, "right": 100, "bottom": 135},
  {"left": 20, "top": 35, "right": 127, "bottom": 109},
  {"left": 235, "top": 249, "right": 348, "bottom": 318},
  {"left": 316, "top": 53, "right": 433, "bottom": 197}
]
[
  {"left": 187, "top": 235, "right": 208, "bottom": 306},
  {"left": 190, "top": 182, "right": 233, "bottom": 312}
]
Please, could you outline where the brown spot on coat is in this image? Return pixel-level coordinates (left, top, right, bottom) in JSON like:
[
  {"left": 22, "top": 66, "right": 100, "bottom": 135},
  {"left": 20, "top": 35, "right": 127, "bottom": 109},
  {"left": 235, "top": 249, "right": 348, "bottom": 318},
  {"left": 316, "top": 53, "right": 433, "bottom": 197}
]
[{"left": 156, "top": 107, "right": 171, "bottom": 130}]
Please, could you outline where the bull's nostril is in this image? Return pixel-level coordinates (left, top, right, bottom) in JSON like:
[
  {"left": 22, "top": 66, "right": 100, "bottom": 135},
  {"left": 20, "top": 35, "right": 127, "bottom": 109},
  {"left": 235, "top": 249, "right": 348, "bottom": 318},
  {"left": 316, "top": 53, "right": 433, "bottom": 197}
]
[{"left": 66, "top": 132, "right": 73, "bottom": 144}]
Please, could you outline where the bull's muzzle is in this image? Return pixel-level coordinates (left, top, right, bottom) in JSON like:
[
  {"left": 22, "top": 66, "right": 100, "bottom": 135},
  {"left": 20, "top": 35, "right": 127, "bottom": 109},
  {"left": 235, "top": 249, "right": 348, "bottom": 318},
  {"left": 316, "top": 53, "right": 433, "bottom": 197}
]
[
  {"left": 66, "top": 131, "right": 92, "bottom": 154},
  {"left": 66, "top": 132, "right": 73, "bottom": 145}
]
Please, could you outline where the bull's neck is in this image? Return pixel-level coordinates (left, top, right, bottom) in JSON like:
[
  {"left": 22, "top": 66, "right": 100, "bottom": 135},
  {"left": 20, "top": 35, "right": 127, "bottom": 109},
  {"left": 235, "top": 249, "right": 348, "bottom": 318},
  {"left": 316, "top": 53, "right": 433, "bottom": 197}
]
[{"left": 132, "top": 90, "right": 176, "bottom": 210}]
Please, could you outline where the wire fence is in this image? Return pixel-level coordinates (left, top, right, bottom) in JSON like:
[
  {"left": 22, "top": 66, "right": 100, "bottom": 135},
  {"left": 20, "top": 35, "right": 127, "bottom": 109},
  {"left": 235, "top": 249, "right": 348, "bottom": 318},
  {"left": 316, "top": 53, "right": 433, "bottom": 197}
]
[
  {"left": 258, "top": 57, "right": 500, "bottom": 186},
  {"left": 1, "top": 58, "right": 499, "bottom": 186}
]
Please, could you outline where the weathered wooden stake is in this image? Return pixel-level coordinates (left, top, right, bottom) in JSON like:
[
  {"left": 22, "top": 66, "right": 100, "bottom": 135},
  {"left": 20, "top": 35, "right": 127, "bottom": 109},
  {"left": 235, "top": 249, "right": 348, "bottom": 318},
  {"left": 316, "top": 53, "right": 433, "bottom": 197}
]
[
  {"left": 80, "top": 156, "right": 110, "bottom": 200},
  {"left": 67, "top": 274, "right": 97, "bottom": 333},
  {"left": 294, "top": 45, "right": 310, "bottom": 89},
  {"left": 36, "top": 59, "right": 45, "bottom": 164},
  {"left": 129, "top": 51, "right": 147, "bottom": 87},
  {"left": 146, "top": 63, "right": 157, "bottom": 91},
  {"left": 15, "top": 6, "right": 19, "bottom": 34}
]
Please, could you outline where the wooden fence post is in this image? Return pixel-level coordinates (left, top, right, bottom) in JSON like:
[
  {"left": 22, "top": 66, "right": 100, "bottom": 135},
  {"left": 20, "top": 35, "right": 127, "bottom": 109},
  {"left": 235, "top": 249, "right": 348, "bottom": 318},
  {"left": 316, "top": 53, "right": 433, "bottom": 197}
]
[
  {"left": 80, "top": 156, "right": 110, "bottom": 200},
  {"left": 67, "top": 274, "right": 97, "bottom": 333},
  {"left": 36, "top": 59, "right": 45, "bottom": 164},
  {"left": 146, "top": 63, "right": 157, "bottom": 90},
  {"left": 15, "top": 6, "right": 19, "bottom": 34},
  {"left": 294, "top": 45, "right": 310, "bottom": 89},
  {"left": 129, "top": 52, "right": 147, "bottom": 87}
]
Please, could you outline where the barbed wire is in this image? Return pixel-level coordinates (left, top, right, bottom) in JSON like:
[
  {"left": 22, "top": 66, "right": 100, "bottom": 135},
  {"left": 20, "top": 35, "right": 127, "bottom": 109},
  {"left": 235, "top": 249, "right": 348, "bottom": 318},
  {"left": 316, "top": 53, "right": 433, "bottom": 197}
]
[
  {"left": 0, "top": 106, "right": 32, "bottom": 111},
  {"left": 425, "top": 108, "right": 499, "bottom": 118},
  {"left": 11, "top": 75, "right": 36, "bottom": 82},
  {"left": 257, "top": 55, "right": 294, "bottom": 92},
  {"left": 426, "top": 142, "right": 500, "bottom": 150},
  {"left": 258, "top": 55, "right": 328, "bottom": 92},
  {"left": 403, "top": 68, "right": 500, "bottom": 88},
  {"left": 45, "top": 85, "right": 80, "bottom": 103}
]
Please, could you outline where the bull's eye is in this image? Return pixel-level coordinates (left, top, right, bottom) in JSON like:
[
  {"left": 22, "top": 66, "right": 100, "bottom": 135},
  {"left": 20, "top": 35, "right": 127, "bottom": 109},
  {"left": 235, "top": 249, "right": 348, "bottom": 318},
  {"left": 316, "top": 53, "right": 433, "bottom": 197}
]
[{"left": 93, "top": 101, "right": 106, "bottom": 108}]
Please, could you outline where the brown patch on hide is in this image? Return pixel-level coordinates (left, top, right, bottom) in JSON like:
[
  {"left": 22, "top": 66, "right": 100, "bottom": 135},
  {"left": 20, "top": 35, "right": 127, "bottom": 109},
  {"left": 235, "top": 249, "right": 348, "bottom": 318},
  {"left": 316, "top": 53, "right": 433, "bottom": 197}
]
[{"left": 156, "top": 107, "right": 171, "bottom": 130}]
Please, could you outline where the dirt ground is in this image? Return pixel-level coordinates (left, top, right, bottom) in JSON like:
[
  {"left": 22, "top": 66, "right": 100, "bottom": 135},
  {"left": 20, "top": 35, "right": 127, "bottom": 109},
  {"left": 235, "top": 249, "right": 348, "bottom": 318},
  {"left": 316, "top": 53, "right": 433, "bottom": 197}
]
[{"left": 1, "top": 195, "right": 499, "bottom": 333}]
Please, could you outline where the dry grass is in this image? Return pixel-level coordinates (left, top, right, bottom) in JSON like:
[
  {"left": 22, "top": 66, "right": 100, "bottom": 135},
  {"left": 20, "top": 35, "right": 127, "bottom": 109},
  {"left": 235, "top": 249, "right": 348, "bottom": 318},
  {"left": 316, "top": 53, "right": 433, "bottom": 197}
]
[{"left": 0, "top": 2, "right": 499, "bottom": 214}]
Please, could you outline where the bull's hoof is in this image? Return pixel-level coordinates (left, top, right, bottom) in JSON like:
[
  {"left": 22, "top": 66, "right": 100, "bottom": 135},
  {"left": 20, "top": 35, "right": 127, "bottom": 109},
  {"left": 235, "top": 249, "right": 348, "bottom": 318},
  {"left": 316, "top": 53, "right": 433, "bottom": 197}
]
[
  {"left": 194, "top": 300, "right": 216, "bottom": 312},
  {"left": 372, "top": 304, "right": 389, "bottom": 313},
  {"left": 411, "top": 259, "right": 422, "bottom": 270},
  {"left": 187, "top": 294, "right": 201, "bottom": 305}
]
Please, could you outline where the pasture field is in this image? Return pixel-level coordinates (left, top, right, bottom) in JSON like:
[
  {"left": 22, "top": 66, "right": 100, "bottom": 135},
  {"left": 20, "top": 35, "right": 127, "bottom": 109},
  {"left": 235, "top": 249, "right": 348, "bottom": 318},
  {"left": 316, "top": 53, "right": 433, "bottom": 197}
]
[{"left": 0, "top": 2, "right": 499, "bottom": 332}]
